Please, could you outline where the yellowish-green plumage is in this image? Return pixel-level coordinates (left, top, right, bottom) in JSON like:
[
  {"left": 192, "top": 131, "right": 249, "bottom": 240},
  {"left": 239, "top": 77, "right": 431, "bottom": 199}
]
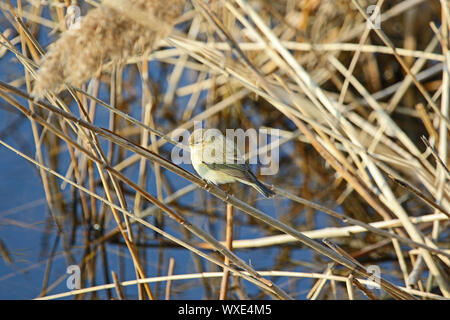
[{"left": 189, "top": 129, "right": 275, "bottom": 198}]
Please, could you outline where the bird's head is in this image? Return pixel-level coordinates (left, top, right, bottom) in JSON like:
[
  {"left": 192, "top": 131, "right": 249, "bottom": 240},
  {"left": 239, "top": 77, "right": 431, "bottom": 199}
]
[{"left": 189, "top": 128, "right": 223, "bottom": 148}]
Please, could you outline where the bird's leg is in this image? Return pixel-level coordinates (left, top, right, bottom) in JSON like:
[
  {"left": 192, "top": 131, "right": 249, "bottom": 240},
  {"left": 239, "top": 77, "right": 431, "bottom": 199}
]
[
  {"left": 202, "top": 178, "right": 211, "bottom": 191},
  {"left": 223, "top": 183, "right": 232, "bottom": 201}
]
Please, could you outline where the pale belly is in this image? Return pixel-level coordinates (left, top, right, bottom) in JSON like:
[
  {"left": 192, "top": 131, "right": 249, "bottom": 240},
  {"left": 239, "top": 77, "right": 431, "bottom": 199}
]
[{"left": 192, "top": 162, "right": 236, "bottom": 185}]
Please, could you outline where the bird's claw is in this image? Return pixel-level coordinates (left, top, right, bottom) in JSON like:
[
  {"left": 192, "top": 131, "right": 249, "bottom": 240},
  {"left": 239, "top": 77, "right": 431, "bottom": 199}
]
[
  {"left": 224, "top": 184, "right": 232, "bottom": 201},
  {"left": 202, "top": 179, "right": 211, "bottom": 191}
]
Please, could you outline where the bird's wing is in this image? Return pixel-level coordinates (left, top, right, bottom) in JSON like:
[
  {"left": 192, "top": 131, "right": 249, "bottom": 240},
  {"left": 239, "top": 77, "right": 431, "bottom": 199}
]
[
  {"left": 223, "top": 135, "right": 245, "bottom": 165},
  {"left": 202, "top": 134, "right": 257, "bottom": 184},
  {"left": 203, "top": 135, "right": 245, "bottom": 165},
  {"left": 203, "top": 162, "right": 255, "bottom": 183}
]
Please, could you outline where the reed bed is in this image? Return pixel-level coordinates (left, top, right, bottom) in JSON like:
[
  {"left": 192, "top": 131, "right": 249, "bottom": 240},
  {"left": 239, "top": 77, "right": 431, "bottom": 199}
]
[{"left": 0, "top": 0, "right": 448, "bottom": 300}]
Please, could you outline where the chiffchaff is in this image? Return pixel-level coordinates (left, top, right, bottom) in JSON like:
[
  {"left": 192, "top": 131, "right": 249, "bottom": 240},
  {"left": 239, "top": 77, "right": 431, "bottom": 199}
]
[{"left": 189, "top": 129, "right": 275, "bottom": 198}]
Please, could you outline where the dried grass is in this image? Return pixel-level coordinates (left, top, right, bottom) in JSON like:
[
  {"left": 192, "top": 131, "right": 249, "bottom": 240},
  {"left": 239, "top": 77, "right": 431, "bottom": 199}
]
[{"left": 0, "top": 0, "right": 448, "bottom": 300}]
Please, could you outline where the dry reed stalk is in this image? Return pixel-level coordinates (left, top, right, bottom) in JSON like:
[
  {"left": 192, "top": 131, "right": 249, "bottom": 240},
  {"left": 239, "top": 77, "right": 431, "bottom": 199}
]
[
  {"left": 164, "top": 257, "right": 175, "bottom": 300},
  {"left": 219, "top": 203, "right": 234, "bottom": 300},
  {"left": 111, "top": 271, "right": 125, "bottom": 300},
  {"left": 34, "top": 270, "right": 449, "bottom": 301}
]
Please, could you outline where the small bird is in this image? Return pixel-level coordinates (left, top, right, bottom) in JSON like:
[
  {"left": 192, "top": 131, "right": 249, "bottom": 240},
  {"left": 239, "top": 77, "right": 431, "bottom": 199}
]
[{"left": 189, "top": 128, "right": 275, "bottom": 198}]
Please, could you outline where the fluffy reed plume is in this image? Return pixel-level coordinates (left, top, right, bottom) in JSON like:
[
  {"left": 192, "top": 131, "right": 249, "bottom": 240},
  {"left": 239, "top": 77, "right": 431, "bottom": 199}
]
[{"left": 32, "top": 0, "right": 184, "bottom": 98}]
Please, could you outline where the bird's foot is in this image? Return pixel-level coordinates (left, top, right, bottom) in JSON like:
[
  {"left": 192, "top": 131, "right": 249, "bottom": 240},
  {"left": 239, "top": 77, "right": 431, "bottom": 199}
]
[
  {"left": 223, "top": 184, "right": 232, "bottom": 201},
  {"left": 202, "top": 179, "right": 211, "bottom": 191}
]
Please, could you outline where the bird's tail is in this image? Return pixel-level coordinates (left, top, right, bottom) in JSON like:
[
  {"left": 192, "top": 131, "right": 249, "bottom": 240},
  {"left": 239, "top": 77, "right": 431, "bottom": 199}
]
[{"left": 243, "top": 173, "right": 275, "bottom": 198}]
